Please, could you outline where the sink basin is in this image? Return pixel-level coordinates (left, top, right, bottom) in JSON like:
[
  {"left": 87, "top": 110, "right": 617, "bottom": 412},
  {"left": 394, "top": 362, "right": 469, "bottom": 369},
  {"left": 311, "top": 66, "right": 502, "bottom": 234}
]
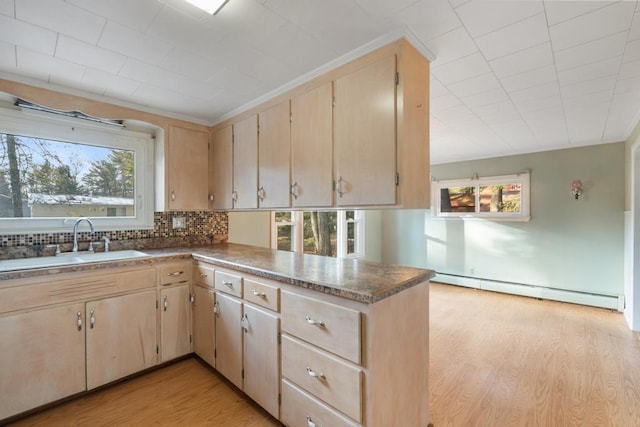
[{"left": 0, "top": 250, "right": 150, "bottom": 272}]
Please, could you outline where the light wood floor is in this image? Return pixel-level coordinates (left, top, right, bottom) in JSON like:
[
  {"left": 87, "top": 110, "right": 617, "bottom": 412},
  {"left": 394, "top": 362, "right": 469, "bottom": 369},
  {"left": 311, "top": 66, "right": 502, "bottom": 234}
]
[{"left": 8, "top": 283, "right": 640, "bottom": 426}]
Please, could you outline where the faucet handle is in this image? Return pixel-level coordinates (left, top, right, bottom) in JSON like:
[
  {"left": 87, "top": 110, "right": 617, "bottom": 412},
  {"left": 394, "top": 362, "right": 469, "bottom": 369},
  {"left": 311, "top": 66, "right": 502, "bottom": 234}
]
[
  {"left": 87, "top": 241, "right": 95, "bottom": 253},
  {"left": 46, "top": 244, "right": 61, "bottom": 256}
]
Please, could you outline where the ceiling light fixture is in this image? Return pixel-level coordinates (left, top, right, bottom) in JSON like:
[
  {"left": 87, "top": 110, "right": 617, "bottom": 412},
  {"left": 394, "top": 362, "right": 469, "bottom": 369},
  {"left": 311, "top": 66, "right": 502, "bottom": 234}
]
[{"left": 183, "top": 0, "right": 230, "bottom": 15}]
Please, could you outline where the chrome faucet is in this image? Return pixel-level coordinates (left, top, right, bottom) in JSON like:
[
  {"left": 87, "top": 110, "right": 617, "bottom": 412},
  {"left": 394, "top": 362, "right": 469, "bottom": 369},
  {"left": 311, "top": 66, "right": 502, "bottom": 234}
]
[{"left": 72, "top": 217, "right": 94, "bottom": 252}]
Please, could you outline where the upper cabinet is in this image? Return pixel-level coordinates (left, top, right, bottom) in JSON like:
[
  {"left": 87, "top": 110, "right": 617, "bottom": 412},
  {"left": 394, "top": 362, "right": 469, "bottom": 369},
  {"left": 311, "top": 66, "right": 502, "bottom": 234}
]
[
  {"left": 291, "top": 82, "right": 333, "bottom": 208},
  {"left": 209, "top": 38, "right": 429, "bottom": 210},
  {"left": 167, "top": 125, "right": 209, "bottom": 211},
  {"left": 210, "top": 125, "right": 234, "bottom": 210},
  {"left": 258, "top": 101, "right": 292, "bottom": 209},
  {"left": 334, "top": 55, "right": 397, "bottom": 207},
  {"left": 233, "top": 115, "right": 258, "bottom": 209}
]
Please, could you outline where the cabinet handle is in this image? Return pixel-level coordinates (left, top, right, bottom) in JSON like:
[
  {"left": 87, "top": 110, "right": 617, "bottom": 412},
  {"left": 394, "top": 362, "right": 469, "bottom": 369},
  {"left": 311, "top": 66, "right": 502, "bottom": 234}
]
[
  {"left": 306, "top": 416, "right": 316, "bottom": 427},
  {"left": 213, "top": 301, "right": 219, "bottom": 316},
  {"left": 170, "top": 190, "right": 176, "bottom": 201},
  {"left": 163, "top": 295, "right": 168, "bottom": 312},
  {"left": 89, "top": 309, "right": 95, "bottom": 329},
  {"left": 209, "top": 193, "right": 214, "bottom": 202},
  {"left": 306, "top": 366, "right": 326, "bottom": 380},
  {"left": 336, "top": 176, "right": 344, "bottom": 198},
  {"left": 252, "top": 289, "right": 266, "bottom": 298},
  {"left": 76, "top": 312, "right": 83, "bottom": 331},
  {"left": 305, "top": 315, "right": 325, "bottom": 328},
  {"left": 200, "top": 273, "right": 208, "bottom": 278},
  {"left": 232, "top": 190, "right": 238, "bottom": 202},
  {"left": 167, "top": 271, "right": 184, "bottom": 277},
  {"left": 223, "top": 281, "right": 234, "bottom": 288},
  {"left": 241, "top": 313, "right": 249, "bottom": 333},
  {"left": 190, "top": 293, "right": 195, "bottom": 304},
  {"left": 257, "top": 186, "right": 266, "bottom": 201},
  {"left": 290, "top": 182, "right": 299, "bottom": 200}
]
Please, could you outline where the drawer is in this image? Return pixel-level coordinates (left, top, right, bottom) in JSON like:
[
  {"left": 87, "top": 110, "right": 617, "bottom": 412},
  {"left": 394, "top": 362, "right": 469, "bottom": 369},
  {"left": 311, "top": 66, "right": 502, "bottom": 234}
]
[
  {"left": 281, "top": 379, "right": 359, "bottom": 427},
  {"left": 193, "top": 263, "right": 214, "bottom": 288},
  {"left": 282, "top": 291, "right": 361, "bottom": 364},
  {"left": 281, "top": 335, "right": 362, "bottom": 422},
  {"left": 159, "top": 261, "right": 192, "bottom": 286},
  {"left": 244, "top": 278, "right": 279, "bottom": 312},
  {"left": 215, "top": 270, "right": 243, "bottom": 298}
]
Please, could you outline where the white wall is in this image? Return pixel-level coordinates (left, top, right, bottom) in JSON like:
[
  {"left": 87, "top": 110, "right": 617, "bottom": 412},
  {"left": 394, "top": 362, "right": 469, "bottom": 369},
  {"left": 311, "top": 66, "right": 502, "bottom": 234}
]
[
  {"left": 382, "top": 143, "right": 626, "bottom": 298},
  {"left": 228, "top": 211, "right": 271, "bottom": 248}
]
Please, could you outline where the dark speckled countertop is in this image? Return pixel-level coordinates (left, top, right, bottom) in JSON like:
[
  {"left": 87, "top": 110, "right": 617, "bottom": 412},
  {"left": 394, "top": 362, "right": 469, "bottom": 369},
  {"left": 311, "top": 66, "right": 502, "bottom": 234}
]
[{"left": 0, "top": 243, "right": 434, "bottom": 303}]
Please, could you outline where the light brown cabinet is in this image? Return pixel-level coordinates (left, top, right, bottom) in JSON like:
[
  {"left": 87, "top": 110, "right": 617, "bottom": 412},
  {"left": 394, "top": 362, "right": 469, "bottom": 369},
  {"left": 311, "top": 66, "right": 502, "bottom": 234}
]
[
  {"left": 290, "top": 82, "right": 333, "bottom": 208},
  {"left": 192, "top": 283, "right": 216, "bottom": 367},
  {"left": 209, "top": 38, "right": 429, "bottom": 210},
  {"left": 334, "top": 54, "right": 397, "bottom": 207},
  {"left": 0, "top": 303, "right": 86, "bottom": 420},
  {"left": 212, "top": 266, "right": 281, "bottom": 419},
  {"left": 258, "top": 100, "right": 291, "bottom": 208},
  {"left": 214, "top": 291, "right": 244, "bottom": 389},
  {"left": 167, "top": 125, "right": 209, "bottom": 211},
  {"left": 232, "top": 115, "right": 258, "bottom": 209},
  {"left": 209, "top": 125, "right": 233, "bottom": 210},
  {"left": 86, "top": 290, "right": 157, "bottom": 390},
  {"left": 160, "top": 284, "right": 192, "bottom": 362}
]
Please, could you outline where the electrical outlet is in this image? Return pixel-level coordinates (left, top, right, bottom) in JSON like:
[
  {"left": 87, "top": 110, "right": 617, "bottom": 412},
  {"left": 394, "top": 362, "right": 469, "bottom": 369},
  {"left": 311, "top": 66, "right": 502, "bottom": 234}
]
[{"left": 172, "top": 216, "right": 186, "bottom": 229}]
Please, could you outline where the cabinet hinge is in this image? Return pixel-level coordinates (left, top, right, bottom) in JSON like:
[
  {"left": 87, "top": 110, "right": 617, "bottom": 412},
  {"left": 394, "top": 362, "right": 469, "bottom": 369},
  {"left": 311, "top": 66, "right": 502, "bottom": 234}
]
[
  {"left": 189, "top": 334, "right": 192, "bottom": 343},
  {"left": 332, "top": 180, "right": 336, "bottom": 191},
  {"left": 396, "top": 173, "right": 400, "bottom": 186},
  {"left": 278, "top": 393, "right": 281, "bottom": 405},
  {"left": 278, "top": 333, "right": 281, "bottom": 344},
  {"left": 156, "top": 345, "right": 159, "bottom": 355},
  {"left": 257, "top": 124, "right": 260, "bottom": 134},
  {"left": 290, "top": 113, "right": 293, "bottom": 124},
  {"left": 232, "top": 132, "right": 234, "bottom": 143},
  {"left": 156, "top": 300, "right": 159, "bottom": 309},
  {"left": 241, "top": 368, "right": 245, "bottom": 379},
  {"left": 395, "top": 72, "right": 399, "bottom": 85},
  {"left": 214, "top": 349, "right": 217, "bottom": 359},
  {"left": 332, "top": 96, "right": 336, "bottom": 108}
]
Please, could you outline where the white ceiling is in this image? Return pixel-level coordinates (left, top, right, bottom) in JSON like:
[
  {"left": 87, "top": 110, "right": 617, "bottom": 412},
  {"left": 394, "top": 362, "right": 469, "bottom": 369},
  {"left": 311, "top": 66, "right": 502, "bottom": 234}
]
[{"left": 0, "top": 0, "right": 639, "bottom": 164}]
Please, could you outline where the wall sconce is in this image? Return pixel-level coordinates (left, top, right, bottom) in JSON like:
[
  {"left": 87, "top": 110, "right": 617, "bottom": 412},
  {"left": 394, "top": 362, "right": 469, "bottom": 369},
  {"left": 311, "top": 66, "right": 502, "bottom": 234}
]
[{"left": 571, "top": 179, "right": 583, "bottom": 200}]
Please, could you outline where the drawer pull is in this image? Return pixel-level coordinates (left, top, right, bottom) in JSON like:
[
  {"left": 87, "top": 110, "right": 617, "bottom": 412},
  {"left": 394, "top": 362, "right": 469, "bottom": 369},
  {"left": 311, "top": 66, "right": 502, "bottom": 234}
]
[
  {"left": 200, "top": 273, "right": 208, "bottom": 278},
  {"left": 306, "top": 416, "right": 316, "bottom": 427},
  {"left": 76, "top": 312, "right": 83, "bottom": 331},
  {"left": 167, "top": 271, "right": 184, "bottom": 277},
  {"left": 89, "top": 309, "right": 95, "bottom": 329},
  {"left": 163, "top": 294, "right": 168, "bottom": 311},
  {"left": 305, "top": 315, "right": 325, "bottom": 328},
  {"left": 241, "top": 313, "right": 249, "bottom": 332},
  {"left": 252, "top": 289, "right": 266, "bottom": 298},
  {"left": 223, "top": 281, "right": 234, "bottom": 287},
  {"left": 306, "top": 366, "right": 326, "bottom": 380}
]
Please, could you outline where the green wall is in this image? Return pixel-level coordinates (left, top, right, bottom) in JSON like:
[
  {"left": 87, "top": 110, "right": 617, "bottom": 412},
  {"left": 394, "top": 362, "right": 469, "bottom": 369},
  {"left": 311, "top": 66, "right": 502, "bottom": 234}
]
[{"left": 382, "top": 142, "right": 626, "bottom": 296}]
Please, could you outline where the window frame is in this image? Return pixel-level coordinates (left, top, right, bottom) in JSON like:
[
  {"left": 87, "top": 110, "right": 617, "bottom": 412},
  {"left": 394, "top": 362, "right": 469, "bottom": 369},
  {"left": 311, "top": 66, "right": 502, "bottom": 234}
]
[
  {"left": 271, "top": 210, "right": 365, "bottom": 259},
  {"left": 432, "top": 172, "right": 530, "bottom": 221},
  {"left": 0, "top": 106, "right": 155, "bottom": 233}
]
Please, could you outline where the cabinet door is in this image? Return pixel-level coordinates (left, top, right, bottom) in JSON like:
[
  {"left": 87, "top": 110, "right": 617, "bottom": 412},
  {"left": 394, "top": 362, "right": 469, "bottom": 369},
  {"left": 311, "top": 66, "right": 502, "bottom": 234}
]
[
  {"left": 334, "top": 54, "right": 397, "bottom": 206},
  {"left": 214, "top": 291, "right": 243, "bottom": 389},
  {"left": 258, "top": 100, "right": 291, "bottom": 208},
  {"left": 233, "top": 115, "right": 258, "bottom": 209},
  {"left": 161, "top": 284, "right": 192, "bottom": 362},
  {"left": 0, "top": 303, "right": 85, "bottom": 420},
  {"left": 193, "top": 284, "right": 216, "bottom": 368},
  {"left": 210, "top": 125, "right": 234, "bottom": 210},
  {"left": 86, "top": 290, "right": 157, "bottom": 390},
  {"left": 291, "top": 82, "right": 333, "bottom": 207},
  {"left": 168, "top": 125, "right": 209, "bottom": 210},
  {"left": 243, "top": 303, "right": 280, "bottom": 419}
]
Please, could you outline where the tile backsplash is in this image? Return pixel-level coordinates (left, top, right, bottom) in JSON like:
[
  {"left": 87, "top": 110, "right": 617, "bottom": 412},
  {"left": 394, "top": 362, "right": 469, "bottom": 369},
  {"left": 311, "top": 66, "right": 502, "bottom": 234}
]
[{"left": 0, "top": 211, "right": 228, "bottom": 259}]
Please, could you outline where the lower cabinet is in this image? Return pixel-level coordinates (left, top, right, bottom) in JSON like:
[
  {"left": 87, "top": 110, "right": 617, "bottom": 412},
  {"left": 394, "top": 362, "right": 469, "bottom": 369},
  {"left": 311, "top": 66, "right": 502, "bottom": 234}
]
[
  {"left": 160, "top": 284, "right": 192, "bottom": 362},
  {"left": 192, "top": 283, "right": 216, "bottom": 367},
  {"left": 214, "top": 291, "right": 243, "bottom": 389},
  {"left": 86, "top": 290, "right": 157, "bottom": 390},
  {"left": 0, "top": 303, "right": 86, "bottom": 420},
  {"left": 213, "top": 269, "right": 281, "bottom": 420}
]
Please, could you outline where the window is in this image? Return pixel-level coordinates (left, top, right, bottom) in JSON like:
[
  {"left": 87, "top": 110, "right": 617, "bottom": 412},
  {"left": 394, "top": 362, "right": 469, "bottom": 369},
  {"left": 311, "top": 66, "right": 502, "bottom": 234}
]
[
  {"left": 271, "top": 210, "right": 365, "bottom": 258},
  {"left": 433, "top": 172, "right": 530, "bottom": 221},
  {"left": 0, "top": 106, "right": 154, "bottom": 232}
]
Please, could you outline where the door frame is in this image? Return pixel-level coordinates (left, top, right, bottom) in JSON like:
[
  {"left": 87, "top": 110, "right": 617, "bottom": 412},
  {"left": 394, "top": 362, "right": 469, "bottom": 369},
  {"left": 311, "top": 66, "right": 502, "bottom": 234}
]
[{"left": 625, "top": 139, "right": 640, "bottom": 331}]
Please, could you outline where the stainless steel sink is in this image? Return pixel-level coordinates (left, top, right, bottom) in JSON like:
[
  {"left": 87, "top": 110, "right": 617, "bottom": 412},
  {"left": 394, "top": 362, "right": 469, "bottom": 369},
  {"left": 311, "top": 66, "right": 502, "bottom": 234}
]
[{"left": 0, "top": 250, "right": 150, "bottom": 272}]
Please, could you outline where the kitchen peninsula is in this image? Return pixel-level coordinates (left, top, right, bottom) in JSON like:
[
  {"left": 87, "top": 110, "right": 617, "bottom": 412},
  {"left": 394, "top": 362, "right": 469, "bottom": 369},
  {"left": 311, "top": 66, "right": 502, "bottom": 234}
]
[{"left": 0, "top": 244, "right": 433, "bottom": 426}]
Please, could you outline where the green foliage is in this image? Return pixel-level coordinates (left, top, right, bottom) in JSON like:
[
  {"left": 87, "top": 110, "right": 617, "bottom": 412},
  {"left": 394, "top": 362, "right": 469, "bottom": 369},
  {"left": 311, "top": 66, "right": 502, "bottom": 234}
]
[{"left": 83, "top": 150, "right": 134, "bottom": 198}]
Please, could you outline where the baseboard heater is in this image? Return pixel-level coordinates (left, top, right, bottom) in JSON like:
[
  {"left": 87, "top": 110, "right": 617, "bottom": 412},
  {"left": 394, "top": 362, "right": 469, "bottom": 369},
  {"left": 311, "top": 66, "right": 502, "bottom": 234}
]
[{"left": 433, "top": 273, "right": 624, "bottom": 312}]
